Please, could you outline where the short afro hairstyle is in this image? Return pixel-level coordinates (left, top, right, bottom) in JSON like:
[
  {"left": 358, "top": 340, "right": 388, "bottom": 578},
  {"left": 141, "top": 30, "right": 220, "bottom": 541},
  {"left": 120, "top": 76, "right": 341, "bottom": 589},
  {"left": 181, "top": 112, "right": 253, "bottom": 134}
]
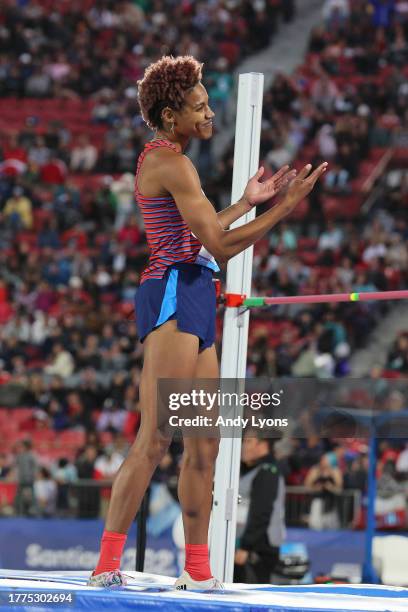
[{"left": 137, "top": 55, "right": 203, "bottom": 130}]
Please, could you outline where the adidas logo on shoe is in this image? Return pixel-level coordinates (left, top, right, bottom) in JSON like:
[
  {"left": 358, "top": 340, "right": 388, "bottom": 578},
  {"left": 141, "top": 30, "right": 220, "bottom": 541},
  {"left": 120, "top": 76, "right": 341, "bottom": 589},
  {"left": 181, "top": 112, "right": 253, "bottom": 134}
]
[{"left": 174, "top": 570, "right": 224, "bottom": 591}]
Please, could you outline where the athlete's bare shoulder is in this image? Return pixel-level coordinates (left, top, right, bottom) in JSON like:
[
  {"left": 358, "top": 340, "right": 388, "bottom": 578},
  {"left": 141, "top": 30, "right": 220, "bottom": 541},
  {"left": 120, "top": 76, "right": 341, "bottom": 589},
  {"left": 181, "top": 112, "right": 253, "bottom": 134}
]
[
  {"left": 138, "top": 145, "right": 198, "bottom": 198},
  {"left": 137, "top": 146, "right": 181, "bottom": 198}
]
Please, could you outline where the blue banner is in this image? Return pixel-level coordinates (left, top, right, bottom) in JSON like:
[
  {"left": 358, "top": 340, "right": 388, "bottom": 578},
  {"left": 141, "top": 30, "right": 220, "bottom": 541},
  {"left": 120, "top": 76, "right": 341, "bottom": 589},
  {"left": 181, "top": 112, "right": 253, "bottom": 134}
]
[
  {"left": 0, "top": 484, "right": 370, "bottom": 579},
  {"left": 0, "top": 518, "right": 369, "bottom": 578},
  {"left": 0, "top": 517, "right": 180, "bottom": 576}
]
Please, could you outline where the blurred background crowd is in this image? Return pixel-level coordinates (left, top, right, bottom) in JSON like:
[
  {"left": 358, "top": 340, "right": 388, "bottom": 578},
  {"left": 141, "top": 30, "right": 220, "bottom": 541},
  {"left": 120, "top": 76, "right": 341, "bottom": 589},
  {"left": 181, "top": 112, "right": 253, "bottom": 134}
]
[{"left": 0, "top": 0, "right": 408, "bottom": 532}]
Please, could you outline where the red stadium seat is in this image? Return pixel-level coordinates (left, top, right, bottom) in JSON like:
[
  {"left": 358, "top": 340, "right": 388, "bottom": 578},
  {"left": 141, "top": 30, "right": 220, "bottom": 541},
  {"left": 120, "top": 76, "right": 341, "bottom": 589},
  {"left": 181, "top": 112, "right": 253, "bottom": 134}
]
[{"left": 56, "top": 430, "right": 86, "bottom": 448}]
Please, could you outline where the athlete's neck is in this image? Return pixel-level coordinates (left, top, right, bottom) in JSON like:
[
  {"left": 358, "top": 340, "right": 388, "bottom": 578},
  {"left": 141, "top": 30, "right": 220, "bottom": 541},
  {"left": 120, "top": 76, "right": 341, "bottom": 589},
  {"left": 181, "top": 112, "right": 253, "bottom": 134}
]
[{"left": 152, "top": 131, "right": 189, "bottom": 153}]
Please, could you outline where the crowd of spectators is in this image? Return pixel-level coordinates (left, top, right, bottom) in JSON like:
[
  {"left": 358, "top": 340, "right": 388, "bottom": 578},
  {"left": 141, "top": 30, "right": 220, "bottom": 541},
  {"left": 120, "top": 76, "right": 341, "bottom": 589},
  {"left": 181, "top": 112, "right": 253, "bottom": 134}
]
[
  {"left": 1, "top": 0, "right": 297, "bottom": 98},
  {"left": 0, "top": 0, "right": 408, "bottom": 526},
  {"left": 210, "top": 0, "right": 408, "bottom": 379},
  {"left": 0, "top": 0, "right": 297, "bottom": 178}
]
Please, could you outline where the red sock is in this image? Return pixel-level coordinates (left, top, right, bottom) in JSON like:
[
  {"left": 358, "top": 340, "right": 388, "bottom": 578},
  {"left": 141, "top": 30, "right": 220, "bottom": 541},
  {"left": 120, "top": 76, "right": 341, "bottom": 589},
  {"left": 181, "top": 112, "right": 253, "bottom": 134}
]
[
  {"left": 184, "top": 544, "right": 212, "bottom": 581},
  {"left": 94, "top": 530, "right": 127, "bottom": 575}
]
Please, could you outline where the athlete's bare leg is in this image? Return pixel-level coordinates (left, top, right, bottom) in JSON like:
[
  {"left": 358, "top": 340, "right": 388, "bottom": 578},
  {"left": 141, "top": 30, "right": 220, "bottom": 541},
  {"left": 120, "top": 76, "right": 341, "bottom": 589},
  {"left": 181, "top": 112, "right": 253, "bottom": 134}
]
[
  {"left": 178, "top": 344, "right": 220, "bottom": 545},
  {"left": 105, "top": 320, "right": 200, "bottom": 534}
]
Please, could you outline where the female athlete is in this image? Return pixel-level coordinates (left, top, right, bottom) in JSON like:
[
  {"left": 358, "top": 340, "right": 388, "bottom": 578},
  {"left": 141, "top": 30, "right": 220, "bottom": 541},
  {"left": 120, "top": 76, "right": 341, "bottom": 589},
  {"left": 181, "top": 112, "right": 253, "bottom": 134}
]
[{"left": 88, "top": 55, "right": 327, "bottom": 589}]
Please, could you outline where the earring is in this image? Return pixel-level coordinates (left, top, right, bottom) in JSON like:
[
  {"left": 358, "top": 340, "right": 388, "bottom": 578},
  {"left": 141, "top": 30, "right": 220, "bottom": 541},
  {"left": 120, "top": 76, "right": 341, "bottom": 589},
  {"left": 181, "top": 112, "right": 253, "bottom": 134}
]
[{"left": 170, "top": 122, "right": 175, "bottom": 134}]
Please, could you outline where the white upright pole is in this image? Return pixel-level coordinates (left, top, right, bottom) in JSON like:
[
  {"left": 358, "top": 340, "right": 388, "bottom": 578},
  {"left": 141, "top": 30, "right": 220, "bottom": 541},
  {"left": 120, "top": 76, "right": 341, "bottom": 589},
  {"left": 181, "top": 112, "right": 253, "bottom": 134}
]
[{"left": 210, "top": 73, "right": 264, "bottom": 583}]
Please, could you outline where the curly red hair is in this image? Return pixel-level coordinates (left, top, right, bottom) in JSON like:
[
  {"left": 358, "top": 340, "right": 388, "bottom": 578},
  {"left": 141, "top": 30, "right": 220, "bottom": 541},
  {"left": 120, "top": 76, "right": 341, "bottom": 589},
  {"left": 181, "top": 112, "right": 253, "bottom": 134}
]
[{"left": 137, "top": 55, "right": 203, "bottom": 130}]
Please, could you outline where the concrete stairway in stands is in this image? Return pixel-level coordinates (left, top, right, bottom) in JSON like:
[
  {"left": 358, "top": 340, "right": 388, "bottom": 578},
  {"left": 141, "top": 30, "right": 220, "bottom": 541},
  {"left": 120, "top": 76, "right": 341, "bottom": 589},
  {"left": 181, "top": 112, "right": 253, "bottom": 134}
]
[
  {"left": 212, "top": 0, "right": 325, "bottom": 160},
  {"left": 350, "top": 303, "right": 408, "bottom": 376}
]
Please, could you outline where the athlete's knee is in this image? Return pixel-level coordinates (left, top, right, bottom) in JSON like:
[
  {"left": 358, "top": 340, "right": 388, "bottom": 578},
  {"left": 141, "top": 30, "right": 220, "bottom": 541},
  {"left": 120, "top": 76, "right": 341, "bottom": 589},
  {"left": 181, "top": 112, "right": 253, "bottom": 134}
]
[
  {"left": 133, "top": 430, "right": 171, "bottom": 464},
  {"left": 183, "top": 438, "right": 219, "bottom": 471}
]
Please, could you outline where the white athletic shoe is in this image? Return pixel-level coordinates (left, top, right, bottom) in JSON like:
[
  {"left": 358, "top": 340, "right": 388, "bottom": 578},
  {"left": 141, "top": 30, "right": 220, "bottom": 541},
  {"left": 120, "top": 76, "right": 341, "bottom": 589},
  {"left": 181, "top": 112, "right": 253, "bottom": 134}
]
[{"left": 174, "top": 570, "right": 224, "bottom": 591}]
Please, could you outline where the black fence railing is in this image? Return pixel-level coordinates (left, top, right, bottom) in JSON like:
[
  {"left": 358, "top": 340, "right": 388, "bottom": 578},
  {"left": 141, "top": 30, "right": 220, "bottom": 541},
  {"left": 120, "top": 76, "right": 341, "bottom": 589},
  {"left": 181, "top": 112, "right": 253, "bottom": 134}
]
[
  {"left": 2, "top": 480, "right": 362, "bottom": 530},
  {"left": 285, "top": 486, "right": 362, "bottom": 529}
]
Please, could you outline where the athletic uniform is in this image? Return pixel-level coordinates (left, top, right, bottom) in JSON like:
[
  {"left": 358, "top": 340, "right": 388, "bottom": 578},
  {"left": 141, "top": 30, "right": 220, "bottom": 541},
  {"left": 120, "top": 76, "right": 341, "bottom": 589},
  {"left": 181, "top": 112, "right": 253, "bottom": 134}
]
[
  {"left": 88, "top": 138, "right": 224, "bottom": 591},
  {"left": 134, "top": 139, "right": 220, "bottom": 351}
]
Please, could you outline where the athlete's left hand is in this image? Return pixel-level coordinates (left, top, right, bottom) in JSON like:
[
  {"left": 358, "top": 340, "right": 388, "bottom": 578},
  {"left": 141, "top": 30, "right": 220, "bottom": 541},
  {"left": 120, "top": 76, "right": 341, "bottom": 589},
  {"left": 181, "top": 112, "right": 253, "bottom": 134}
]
[{"left": 242, "top": 165, "right": 297, "bottom": 208}]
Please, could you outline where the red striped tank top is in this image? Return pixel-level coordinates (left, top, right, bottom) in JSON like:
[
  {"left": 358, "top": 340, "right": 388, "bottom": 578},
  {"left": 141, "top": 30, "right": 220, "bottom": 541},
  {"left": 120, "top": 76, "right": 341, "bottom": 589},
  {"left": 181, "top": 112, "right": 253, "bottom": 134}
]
[{"left": 134, "top": 139, "right": 219, "bottom": 284}]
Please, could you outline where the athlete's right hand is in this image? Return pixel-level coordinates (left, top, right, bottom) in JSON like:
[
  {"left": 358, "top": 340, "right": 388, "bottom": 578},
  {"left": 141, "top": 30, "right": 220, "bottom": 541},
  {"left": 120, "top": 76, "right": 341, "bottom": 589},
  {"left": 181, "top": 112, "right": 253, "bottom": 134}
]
[{"left": 278, "top": 162, "right": 328, "bottom": 214}]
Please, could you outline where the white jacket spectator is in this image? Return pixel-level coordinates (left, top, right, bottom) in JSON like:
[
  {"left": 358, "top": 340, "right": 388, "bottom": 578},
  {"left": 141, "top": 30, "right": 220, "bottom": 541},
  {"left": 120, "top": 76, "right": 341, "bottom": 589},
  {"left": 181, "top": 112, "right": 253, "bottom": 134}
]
[
  {"left": 396, "top": 445, "right": 408, "bottom": 473},
  {"left": 31, "top": 311, "right": 50, "bottom": 345},
  {"left": 318, "top": 222, "right": 343, "bottom": 251},
  {"left": 97, "top": 399, "right": 127, "bottom": 433},
  {"left": 44, "top": 343, "right": 75, "bottom": 378},
  {"left": 94, "top": 450, "right": 124, "bottom": 480},
  {"left": 27, "top": 136, "right": 50, "bottom": 166},
  {"left": 362, "top": 240, "right": 387, "bottom": 263},
  {"left": 311, "top": 75, "right": 340, "bottom": 113},
  {"left": 111, "top": 173, "right": 135, "bottom": 230},
  {"left": 34, "top": 467, "right": 57, "bottom": 516},
  {"left": 70, "top": 135, "right": 98, "bottom": 172},
  {"left": 323, "top": 0, "right": 350, "bottom": 20},
  {"left": 317, "top": 124, "right": 337, "bottom": 159}
]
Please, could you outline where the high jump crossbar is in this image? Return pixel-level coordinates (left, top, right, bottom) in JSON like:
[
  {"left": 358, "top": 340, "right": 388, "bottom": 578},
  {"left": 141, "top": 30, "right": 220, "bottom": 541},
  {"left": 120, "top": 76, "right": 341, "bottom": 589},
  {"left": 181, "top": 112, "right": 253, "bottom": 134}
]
[{"left": 224, "top": 290, "right": 408, "bottom": 308}]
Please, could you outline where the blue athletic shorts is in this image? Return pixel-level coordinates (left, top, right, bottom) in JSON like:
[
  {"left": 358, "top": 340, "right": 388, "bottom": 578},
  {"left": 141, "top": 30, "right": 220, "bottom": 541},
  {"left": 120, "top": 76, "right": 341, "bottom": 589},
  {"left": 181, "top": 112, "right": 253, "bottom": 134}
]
[{"left": 135, "top": 263, "right": 216, "bottom": 351}]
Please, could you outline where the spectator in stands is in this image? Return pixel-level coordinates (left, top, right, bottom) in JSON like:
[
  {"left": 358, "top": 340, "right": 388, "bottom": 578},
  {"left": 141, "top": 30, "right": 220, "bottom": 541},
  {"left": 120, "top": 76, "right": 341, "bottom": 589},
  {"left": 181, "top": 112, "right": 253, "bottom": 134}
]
[
  {"left": 0, "top": 453, "right": 11, "bottom": 479},
  {"left": 206, "top": 57, "right": 233, "bottom": 127},
  {"left": 33, "top": 467, "right": 57, "bottom": 517},
  {"left": 24, "top": 66, "right": 52, "bottom": 97},
  {"left": 117, "top": 215, "right": 142, "bottom": 249},
  {"left": 2, "top": 309, "right": 31, "bottom": 343},
  {"left": 2, "top": 186, "right": 33, "bottom": 230},
  {"left": 47, "top": 398, "right": 69, "bottom": 431},
  {"left": 106, "top": 432, "right": 130, "bottom": 461},
  {"left": 66, "top": 392, "right": 94, "bottom": 431},
  {"left": 370, "top": 0, "right": 395, "bottom": 29},
  {"left": 70, "top": 135, "right": 98, "bottom": 173},
  {"left": 376, "top": 459, "right": 406, "bottom": 517},
  {"left": 317, "top": 124, "right": 337, "bottom": 159},
  {"left": 270, "top": 223, "right": 297, "bottom": 251},
  {"left": 311, "top": 74, "right": 340, "bottom": 113},
  {"left": 94, "top": 446, "right": 124, "bottom": 518},
  {"left": 323, "top": 162, "right": 351, "bottom": 194},
  {"left": 396, "top": 443, "right": 408, "bottom": 475},
  {"left": 304, "top": 454, "right": 343, "bottom": 530},
  {"left": 111, "top": 173, "right": 134, "bottom": 231},
  {"left": 28, "top": 136, "right": 50, "bottom": 167},
  {"left": 53, "top": 457, "right": 78, "bottom": 516},
  {"left": 75, "top": 444, "right": 100, "bottom": 518},
  {"left": 44, "top": 342, "right": 75, "bottom": 379},
  {"left": 13, "top": 439, "right": 38, "bottom": 517},
  {"left": 362, "top": 237, "right": 388, "bottom": 263},
  {"left": 38, "top": 218, "right": 61, "bottom": 250},
  {"left": 344, "top": 454, "right": 368, "bottom": 493},
  {"left": 234, "top": 430, "right": 285, "bottom": 583},
  {"left": 384, "top": 389, "right": 406, "bottom": 413},
  {"left": 117, "top": 140, "right": 137, "bottom": 173},
  {"left": 318, "top": 221, "right": 343, "bottom": 252},
  {"left": 323, "top": 0, "right": 350, "bottom": 25},
  {"left": 96, "top": 398, "right": 127, "bottom": 433},
  {"left": 386, "top": 333, "right": 408, "bottom": 373},
  {"left": 39, "top": 156, "right": 67, "bottom": 185},
  {"left": 386, "top": 233, "right": 408, "bottom": 269}
]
